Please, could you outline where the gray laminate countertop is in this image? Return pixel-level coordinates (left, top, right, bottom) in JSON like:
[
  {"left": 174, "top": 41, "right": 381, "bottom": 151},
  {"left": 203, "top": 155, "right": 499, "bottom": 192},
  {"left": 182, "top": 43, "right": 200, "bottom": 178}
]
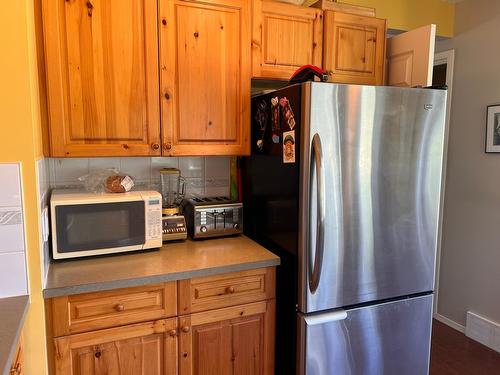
[
  {"left": 0, "top": 295, "right": 28, "bottom": 375},
  {"left": 44, "top": 235, "right": 280, "bottom": 298}
]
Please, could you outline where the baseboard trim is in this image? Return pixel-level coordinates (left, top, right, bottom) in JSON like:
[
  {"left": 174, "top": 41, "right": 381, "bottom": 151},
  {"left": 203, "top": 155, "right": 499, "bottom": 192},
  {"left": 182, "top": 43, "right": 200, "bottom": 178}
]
[
  {"left": 433, "top": 313, "right": 465, "bottom": 333},
  {"left": 465, "top": 311, "right": 500, "bottom": 354}
]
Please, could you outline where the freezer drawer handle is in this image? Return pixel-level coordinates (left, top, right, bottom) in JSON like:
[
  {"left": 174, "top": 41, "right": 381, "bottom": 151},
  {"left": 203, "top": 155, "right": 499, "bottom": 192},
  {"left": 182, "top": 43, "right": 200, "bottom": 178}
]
[
  {"left": 304, "top": 309, "right": 347, "bottom": 325},
  {"left": 309, "top": 133, "right": 325, "bottom": 293}
]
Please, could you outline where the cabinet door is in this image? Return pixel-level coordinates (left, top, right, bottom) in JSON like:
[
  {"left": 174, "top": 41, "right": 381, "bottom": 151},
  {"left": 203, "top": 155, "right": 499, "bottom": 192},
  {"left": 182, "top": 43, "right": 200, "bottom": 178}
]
[
  {"left": 54, "top": 319, "right": 178, "bottom": 375},
  {"left": 386, "top": 24, "right": 436, "bottom": 87},
  {"left": 323, "top": 11, "right": 386, "bottom": 85},
  {"left": 42, "top": 0, "right": 161, "bottom": 157},
  {"left": 252, "top": 0, "right": 323, "bottom": 80},
  {"left": 160, "top": 0, "right": 251, "bottom": 156},
  {"left": 179, "top": 301, "right": 275, "bottom": 375}
]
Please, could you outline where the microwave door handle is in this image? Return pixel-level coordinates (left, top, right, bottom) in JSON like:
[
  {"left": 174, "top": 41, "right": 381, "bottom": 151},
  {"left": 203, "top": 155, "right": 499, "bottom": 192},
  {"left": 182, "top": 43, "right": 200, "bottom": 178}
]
[{"left": 309, "top": 133, "right": 325, "bottom": 294}]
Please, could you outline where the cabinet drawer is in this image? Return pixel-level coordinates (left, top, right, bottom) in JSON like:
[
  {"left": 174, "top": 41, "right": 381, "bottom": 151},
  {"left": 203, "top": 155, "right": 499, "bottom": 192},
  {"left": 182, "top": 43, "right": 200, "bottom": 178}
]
[
  {"left": 178, "top": 268, "right": 275, "bottom": 314},
  {"left": 51, "top": 283, "right": 177, "bottom": 337}
]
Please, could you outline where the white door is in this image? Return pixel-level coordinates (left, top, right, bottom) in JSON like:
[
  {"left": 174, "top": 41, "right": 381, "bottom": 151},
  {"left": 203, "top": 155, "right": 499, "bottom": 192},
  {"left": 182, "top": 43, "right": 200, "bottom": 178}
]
[{"left": 386, "top": 24, "right": 436, "bottom": 87}]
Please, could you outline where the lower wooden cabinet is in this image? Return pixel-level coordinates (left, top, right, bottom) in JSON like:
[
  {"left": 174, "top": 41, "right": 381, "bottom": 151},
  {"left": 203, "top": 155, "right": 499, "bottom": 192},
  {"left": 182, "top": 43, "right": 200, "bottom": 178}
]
[
  {"left": 54, "top": 319, "right": 178, "bottom": 375},
  {"left": 49, "top": 268, "right": 277, "bottom": 375},
  {"left": 178, "top": 301, "right": 275, "bottom": 375}
]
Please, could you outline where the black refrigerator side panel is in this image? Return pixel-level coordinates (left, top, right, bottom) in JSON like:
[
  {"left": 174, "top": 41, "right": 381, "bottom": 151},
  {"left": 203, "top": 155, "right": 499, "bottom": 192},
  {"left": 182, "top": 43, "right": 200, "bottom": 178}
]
[{"left": 241, "top": 84, "right": 302, "bottom": 375}]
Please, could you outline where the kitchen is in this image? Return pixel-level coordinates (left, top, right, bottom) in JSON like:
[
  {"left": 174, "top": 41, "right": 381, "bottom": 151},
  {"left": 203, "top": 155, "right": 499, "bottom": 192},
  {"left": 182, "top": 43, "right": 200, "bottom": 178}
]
[{"left": 1, "top": 0, "right": 500, "bottom": 374}]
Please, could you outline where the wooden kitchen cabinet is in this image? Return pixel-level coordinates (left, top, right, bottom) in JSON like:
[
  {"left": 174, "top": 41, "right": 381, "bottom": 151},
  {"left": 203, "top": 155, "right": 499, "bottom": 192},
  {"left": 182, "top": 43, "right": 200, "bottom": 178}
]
[
  {"left": 48, "top": 268, "right": 276, "bottom": 374},
  {"left": 42, "top": 0, "right": 161, "bottom": 157},
  {"left": 50, "top": 283, "right": 177, "bottom": 337},
  {"left": 252, "top": 0, "right": 323, "bottom": 80},
  {"left": 179, "top": 301, "right": 275, "bottom": 375},
  {"left": 159, "top": 0, "right": 251, "bottom": 156},
  {"left": 54, "top": 319, "right": 178, "bottom": 375},
  {"left": 323, "top": 11, "right": 386, "bottom": 85},
  {"left": 9, "top": 333, "right": 24, "bottom": 375}
]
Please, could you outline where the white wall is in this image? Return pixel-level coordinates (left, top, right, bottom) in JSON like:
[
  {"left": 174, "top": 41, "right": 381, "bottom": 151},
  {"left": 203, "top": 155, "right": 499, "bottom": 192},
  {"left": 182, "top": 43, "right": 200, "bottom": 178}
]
[
  {"left": 0, "top": 163, "right": 28, "bottom": 297},
  {"left": 436, "top": 0, "right": 500, "bottom": 327}
]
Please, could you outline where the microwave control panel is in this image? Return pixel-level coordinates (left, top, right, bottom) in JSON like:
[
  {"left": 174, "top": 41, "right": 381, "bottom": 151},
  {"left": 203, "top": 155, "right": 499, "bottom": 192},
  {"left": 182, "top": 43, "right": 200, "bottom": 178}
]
[{"left": 145, "top": 195, "right": 162, "bottom": 242}]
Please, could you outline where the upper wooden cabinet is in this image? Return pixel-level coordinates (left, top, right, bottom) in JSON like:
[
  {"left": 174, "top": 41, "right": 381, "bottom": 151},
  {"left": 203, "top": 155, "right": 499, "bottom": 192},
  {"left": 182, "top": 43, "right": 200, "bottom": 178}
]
[
  {"left": 323, "top": 11, "right": 386, "bottom": 85},
  {"left": 160, "top": 0, "right": 251, "bottom": 156},
  {"left": 42, "top": 0, "right": 161, "bottom": 157},
  {"left": 252, "top": 0, "right": 323, "bottom": 80}
]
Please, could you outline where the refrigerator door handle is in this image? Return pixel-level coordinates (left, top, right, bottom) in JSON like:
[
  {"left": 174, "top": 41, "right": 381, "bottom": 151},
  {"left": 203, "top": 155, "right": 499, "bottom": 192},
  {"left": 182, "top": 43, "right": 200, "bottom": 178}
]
[
  {"left": 309, "top": 133, "right": 325, "bottom": 293},
  {"left": 304, "top": 309, "right": 348, "bottom": 326}
]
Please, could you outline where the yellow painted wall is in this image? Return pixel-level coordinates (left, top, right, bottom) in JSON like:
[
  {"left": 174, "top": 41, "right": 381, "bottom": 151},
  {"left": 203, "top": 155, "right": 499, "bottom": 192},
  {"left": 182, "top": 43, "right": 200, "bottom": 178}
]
[
  {"left": 342, "top": 0, "right": 455, "bottom": 37},
  {"left": 1, "top": 0, "right": 47, "bottom": 373}
]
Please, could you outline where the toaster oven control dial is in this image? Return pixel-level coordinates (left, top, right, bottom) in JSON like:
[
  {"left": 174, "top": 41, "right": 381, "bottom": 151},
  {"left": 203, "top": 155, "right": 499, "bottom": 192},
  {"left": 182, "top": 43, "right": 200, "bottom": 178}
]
[{"left": 200, "top": 225, "right": 208, "bottom": 233}]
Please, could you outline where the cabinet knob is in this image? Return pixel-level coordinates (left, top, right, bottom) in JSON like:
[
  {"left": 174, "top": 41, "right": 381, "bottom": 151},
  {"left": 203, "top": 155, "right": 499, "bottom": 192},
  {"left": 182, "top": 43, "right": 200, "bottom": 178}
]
[
  {"left": 162, "top": 18, "right": 167, "bottom": 26},
  {"left": 164, "top": 92, "right": 170, "bottom": 100},
  {"left": 164, "top": 143, "right": 172, "bottom": 151},
  {"left": 114, "top": 304, "right": 125, "bottom": 312},
  {"left": 151, "top": 143, "right": 160, "bottom": 151},
  {"left": 168, "top": 329, "right": 178, "bottom": 337},
  {"left": 94, "top": 349, "right": 102, "bottom": 359},
  {"left": 226, "top": 286, "right": 235, "bottom": 294},
  {"left": 181, "top": 325, "right": 190, "bottom": 333},
  {"left": 9, "top": 363, "right": 21, "bottom": 374}
]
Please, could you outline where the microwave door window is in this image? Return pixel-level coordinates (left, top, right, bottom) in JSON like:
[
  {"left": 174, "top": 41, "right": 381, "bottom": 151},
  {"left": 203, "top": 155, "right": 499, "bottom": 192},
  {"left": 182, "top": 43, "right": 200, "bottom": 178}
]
[{"left": 56, "top": 202, "right": 146, "bottom": 253}]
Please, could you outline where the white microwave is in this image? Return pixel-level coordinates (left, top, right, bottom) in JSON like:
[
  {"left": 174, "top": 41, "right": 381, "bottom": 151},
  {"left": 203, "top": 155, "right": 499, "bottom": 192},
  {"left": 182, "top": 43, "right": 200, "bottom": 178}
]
[{"left": 50, "top": 190, "right": 162, "bottom": 260}]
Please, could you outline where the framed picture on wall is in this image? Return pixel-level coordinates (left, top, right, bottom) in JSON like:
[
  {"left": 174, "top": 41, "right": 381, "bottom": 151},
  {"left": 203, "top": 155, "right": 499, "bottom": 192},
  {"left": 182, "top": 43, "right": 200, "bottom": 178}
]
[{"left": 485, "top": 104, "right": 500, "bottom": 153}]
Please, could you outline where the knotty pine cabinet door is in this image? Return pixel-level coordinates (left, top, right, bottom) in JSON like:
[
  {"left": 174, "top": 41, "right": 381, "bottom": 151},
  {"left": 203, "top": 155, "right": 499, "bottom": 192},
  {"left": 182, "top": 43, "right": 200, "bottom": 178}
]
[
  {"left": 252, "top": 0, "right": 323, "bottom": 80},
  {"left": 178, "top": 301, "right": 275, "bottom": 375},
  {"left": 54, "top": 319, "right": 178, "bottom": 375},
  {"left": 159, "top": 0, "right": 251, "bottom": 156},
  {"left": 42, "top": 0, "right": 161, "bottom": 157},
  {"left": 323, "top": 11, "right": 386, "bottom": 85}
]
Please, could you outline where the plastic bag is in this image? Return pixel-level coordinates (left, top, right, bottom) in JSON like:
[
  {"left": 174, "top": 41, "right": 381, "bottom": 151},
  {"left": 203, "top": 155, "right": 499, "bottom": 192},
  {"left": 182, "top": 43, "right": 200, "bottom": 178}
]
[{"left": 78, "top": 168, "right": 135, "bottom": 193}]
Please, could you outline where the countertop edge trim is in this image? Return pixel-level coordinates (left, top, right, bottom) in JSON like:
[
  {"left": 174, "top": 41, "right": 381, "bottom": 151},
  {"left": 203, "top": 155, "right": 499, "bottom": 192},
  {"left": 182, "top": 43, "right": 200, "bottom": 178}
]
[{"left": 43, "top": 258, "right": 280, "bottom": 299}]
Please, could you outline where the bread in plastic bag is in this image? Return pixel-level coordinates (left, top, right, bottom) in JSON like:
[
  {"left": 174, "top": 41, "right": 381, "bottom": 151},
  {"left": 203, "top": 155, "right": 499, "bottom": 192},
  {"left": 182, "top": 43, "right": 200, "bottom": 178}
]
[{"left": 78, "top": 168, "right": 135, "bottom": 193}]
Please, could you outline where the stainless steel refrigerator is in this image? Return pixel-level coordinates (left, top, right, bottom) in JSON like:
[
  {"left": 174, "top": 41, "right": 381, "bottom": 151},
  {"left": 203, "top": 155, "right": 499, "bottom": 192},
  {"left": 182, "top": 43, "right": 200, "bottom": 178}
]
[{"left": 241, "top": 82, "right": 447, "bottom": 375}]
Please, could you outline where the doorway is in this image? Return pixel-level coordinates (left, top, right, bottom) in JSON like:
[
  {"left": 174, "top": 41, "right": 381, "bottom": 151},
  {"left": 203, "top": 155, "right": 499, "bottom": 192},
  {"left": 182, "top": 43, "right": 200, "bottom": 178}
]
[{"left": 432, "top": 49, "right": 455, "bottom": 316}]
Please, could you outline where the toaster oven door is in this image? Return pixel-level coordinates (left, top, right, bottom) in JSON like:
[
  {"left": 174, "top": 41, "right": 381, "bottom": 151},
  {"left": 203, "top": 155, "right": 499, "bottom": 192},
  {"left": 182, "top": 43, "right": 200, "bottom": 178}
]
[{"left": 54, "top": 201, "right": 146, "bottom": 257}]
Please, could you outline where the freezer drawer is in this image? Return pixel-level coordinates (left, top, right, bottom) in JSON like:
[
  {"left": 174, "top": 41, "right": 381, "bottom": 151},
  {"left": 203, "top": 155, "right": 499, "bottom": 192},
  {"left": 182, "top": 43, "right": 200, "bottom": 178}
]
[{"left": 298, "top": 294, "right": 433, "bottom": 375}]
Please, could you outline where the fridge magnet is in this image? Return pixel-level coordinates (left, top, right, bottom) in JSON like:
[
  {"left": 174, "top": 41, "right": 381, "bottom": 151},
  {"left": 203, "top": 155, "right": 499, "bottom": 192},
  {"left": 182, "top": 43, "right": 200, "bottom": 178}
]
[
  {"left": 271, "top": 97, "right": 281, "bottom": 143},
  {"left": 280, "top": 97, "right": 296, "bottom": 130},
  {"left": 254, "top": 100, "right": 268, "bottom": 150},
  {"left": 485, "top": 104, "right": 500, "bottom": 153},
  {"left": 283, "top": 130, "right": 296, "bottom": 163}
]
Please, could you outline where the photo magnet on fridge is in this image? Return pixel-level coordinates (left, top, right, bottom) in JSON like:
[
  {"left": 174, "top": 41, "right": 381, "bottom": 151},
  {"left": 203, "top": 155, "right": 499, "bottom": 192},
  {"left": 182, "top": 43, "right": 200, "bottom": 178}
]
[
  {"left": 280, "top": 97, "right": 296, "bottom": 130},
  {"left": 271, "top": 97, "right": 281, "bottom": 143},
  {"left": 283, "top": 130, "right": 296, "bottom": 163}
]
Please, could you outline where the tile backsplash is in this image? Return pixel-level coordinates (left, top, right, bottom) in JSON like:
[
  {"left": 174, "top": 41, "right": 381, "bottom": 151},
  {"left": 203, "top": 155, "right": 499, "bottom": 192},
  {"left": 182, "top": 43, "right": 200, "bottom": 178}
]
[
  {"left": 48, "top": 156, "right": 231, "bottom": 197},
  {"left": 37, "top": 158, "right": 50, "bottom": 287},
  {"left": 0, "top": 163, "right": 28, "bottom": 298}
]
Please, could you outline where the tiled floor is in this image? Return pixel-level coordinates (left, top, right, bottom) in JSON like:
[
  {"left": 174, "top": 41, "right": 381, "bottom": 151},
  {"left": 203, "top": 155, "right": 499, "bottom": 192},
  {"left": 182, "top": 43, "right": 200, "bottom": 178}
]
[{"left": 430, "top": 319, "right": 500, "bottom": 374}]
